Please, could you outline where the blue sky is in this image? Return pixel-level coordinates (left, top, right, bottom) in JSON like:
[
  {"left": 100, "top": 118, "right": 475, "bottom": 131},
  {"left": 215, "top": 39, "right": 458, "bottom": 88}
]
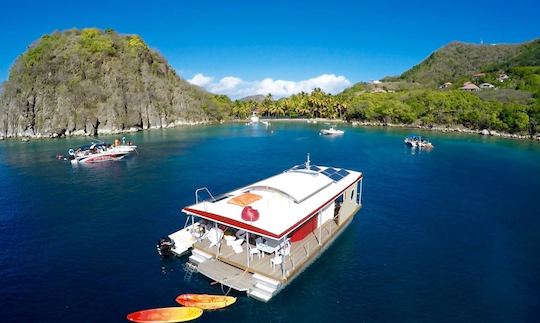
[{"left": 0, "top": 0, "right": 538, "bottom": 97}]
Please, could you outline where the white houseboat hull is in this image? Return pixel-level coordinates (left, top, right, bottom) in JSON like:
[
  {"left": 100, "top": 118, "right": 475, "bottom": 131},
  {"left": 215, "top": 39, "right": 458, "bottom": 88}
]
[{"left": 171, "top": 161, "right": 363, "bottom": 302}]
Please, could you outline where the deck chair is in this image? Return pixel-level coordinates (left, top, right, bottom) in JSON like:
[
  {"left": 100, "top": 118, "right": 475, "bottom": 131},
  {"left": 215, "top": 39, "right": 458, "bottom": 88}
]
[
  {"left": 207, "top": 227, "right": 224, "bottom": 248},
  {"left": 249, "top": 246, "right": 261, "bottom": 260},
  {"left": 229, "top": 238, "right": 244, "bottom": 254},
  {"left": 271, "top": 254, "right": 283, "bottom": 271},
  {"left": 232, "top": 243, "right": 244, "bottom": 254}
]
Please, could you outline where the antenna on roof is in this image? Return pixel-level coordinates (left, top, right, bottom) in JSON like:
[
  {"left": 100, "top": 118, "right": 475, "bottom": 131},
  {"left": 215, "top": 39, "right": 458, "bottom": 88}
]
[{"left": 305, "top": 153, "right": 311, "bottom": 169}]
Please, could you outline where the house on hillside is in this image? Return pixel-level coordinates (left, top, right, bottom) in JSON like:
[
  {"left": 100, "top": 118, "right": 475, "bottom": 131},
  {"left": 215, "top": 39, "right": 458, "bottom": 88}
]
[
  {"left": 480, "top": 83, "right": 495, "bottom": 89},
  {"left": 371, "top": 87, "right": 387, "bottom": 93},
  {"left": 438, "top": 82, "right": 453, "bottom": 89},
  {"left": 497, "top": 73, "right": 509, "bottom": 82},
  {"left": 460, "top": 82, "right": 480, "bottom": 91}
]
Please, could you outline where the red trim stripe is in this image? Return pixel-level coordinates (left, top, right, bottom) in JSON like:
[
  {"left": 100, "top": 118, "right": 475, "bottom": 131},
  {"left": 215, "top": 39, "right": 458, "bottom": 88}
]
[{"left": 182, "top": 173, "right": 363, "bottom": 239}]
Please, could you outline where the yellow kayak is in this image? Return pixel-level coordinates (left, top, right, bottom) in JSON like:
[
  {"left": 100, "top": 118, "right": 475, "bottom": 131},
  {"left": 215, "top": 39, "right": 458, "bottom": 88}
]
[
  {"left": 126, "top": 307, "right": 203, "bottom": 322},
  {"left": 176, "top": 294, "right": 237, "bottom": 310}
]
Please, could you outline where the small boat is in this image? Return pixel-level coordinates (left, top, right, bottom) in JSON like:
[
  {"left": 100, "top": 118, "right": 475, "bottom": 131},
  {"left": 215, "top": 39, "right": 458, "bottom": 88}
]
[
  {"left": 156, "top": 222, "right": 203, "bottom": 257},
  {"left": 404, "top": 135, "right": 433, "bottom": 149},
  {"left": 250, "top": 111, "right": 259, "bottom": 124},
  {"left": 176, "top": 294, "right": 237, "bottom": 310},
  {"left": 126, "top": 307, "right": 203, "bottom": 323},
  {"left": 320, "top": 127, "right": 344, "bottom": 135},
  {"left": 68, "top": 139, "right": 137, "bottom": 164}
]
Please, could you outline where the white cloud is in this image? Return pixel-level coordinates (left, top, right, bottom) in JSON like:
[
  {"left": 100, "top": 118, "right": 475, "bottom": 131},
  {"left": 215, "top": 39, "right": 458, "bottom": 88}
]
[
  {"left": 187, "top": 73, "right": 351, "bottom": 99},
  {"left": 188, "top": 73, "right": 213, "bottom": 87},
  {"left": 211, "top": 76, "right": 243, "bottom": 93}
]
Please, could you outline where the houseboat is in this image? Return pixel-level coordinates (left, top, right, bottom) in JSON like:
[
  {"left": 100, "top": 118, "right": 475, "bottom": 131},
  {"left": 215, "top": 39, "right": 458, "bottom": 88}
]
[{"left": 159, "top": 155, "right": 363, "bottom": 302}]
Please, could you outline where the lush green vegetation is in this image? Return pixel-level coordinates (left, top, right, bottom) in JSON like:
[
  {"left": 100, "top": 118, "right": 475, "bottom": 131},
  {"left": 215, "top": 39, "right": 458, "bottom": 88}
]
[
  {"left": 3, "top": 30, "right": 539, "bottom": 138},
  {"left": 1, "top": 29, "right": 229, "bottom": 137},
  {"left": 225, "top": 38, "right": 540, "bottom": 136},
  {"left": 227, "top": 88, "right": 539, "bottom": 135}
]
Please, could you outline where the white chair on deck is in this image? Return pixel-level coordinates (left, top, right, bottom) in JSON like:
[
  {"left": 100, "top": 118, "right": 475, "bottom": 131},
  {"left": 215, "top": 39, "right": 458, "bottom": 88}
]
[
  {"left": 249, "top": 246, "right": 261, "bottom": 260},
  {"left": 229, "top": 238, "right": 244, "bottom": 253},
  {"left": 224, "top": 235, "right": 237, "bottom": 246},
  {"left": 207, "top": 227, "right": 224, "bottom": 248},
  {"left": 271, "top": 254, "right": 283, "bottom": 271}
]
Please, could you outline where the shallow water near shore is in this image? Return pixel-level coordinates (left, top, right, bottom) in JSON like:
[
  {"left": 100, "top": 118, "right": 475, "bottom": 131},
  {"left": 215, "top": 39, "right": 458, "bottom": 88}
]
[{"left": 1, "top": 122, "right": 540, "bottom": 322}]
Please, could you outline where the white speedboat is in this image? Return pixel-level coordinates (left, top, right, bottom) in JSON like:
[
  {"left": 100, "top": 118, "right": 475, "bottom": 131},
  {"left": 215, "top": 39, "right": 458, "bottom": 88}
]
[
  {"left": 159, "top": 155, "right": 364, "bottom": 302},
  {"left": 404, "top": 135, "right": 433, "bottom": 149},
  {"left": 320, "top": 127, "right": 344, "bottom": 135},
  {"left": 250, "top": 111, "right": 259, "bottom": 124},
  {"left": 68, "top": 139, "right": 137, "bottom": 164}
]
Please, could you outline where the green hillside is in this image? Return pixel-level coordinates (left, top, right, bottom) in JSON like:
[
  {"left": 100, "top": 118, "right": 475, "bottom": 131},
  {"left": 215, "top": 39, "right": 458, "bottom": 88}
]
[
  {"left": 0, "top": 28, "right": 229, "bottom": 138},
  {"left": 387, "top": 39, "right": 540, "bottom": 89}
]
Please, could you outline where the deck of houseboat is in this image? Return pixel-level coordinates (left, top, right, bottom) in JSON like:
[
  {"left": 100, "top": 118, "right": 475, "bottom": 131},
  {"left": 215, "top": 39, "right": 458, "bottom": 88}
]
[{"left": 191, "top": 209, "right": 358, "bottom": 283}]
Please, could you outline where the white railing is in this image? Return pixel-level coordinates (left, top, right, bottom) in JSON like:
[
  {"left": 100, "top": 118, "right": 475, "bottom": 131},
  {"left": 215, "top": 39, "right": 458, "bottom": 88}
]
[{"left": 195, "top": 187, "right": 216, "bottom": 211}]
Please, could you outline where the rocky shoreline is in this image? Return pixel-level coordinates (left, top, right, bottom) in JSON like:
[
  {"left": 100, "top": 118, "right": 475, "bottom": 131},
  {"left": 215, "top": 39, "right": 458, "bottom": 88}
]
[
  {"left": 2, "top": 118, "right": 538, "bottom": 142},
  {"left": 0, "top": 120, "right": 208, "bottom": 141},
  {"left": 350, "top": 121, "right": 540, "bottom": 141}
]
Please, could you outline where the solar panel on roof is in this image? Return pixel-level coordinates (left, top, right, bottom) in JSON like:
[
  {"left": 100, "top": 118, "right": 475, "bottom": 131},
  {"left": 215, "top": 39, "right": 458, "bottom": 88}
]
[
  {"left": 337, "top": 169, "right": 350, "bottom": 176},
  {"left": 295, "top": 164, "right": 306, "bottom": 169},
  {"left": 329, "top": 173, "right": 343, "bottom": 181},
  {"left": 322, "top": 167, "right": 337, "bottom": 176},
  {"left": 311, "top": 166, "right": 321, "bottom": 171}
]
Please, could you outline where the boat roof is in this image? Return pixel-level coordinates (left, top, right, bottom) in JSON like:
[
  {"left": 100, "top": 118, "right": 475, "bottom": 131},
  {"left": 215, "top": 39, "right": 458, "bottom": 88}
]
[
  {"left": 182, "top": 164, "right": 362, "bottom": 240},
  {"left": 76, "top": 141, "right": 109, "bottom": 150}
]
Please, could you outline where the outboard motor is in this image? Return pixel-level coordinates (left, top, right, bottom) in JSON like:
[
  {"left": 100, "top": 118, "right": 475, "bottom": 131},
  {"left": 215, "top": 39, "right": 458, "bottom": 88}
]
[
  {"left": 68, "top": 149, "right": 76, "bottom": 163},
  {"left": 156, "top": 237, "right": 175, "bottom": 257}
]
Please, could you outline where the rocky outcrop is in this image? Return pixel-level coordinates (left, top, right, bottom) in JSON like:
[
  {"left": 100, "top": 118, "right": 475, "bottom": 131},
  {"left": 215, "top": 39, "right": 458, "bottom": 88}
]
[{"left": 0, "top": 28, "right": 225, "bottom": 138}]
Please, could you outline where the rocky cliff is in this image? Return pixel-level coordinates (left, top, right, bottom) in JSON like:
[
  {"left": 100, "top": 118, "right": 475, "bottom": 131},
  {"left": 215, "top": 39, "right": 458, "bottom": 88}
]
[{"left": 0, "top": 28, "right": 225, "bottom": 138}]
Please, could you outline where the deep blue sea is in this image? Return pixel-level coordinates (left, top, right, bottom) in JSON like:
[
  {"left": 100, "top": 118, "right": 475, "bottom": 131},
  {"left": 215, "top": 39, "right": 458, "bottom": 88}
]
[{"left": 1, "top": 122, "right": 539, "bottom": 322}]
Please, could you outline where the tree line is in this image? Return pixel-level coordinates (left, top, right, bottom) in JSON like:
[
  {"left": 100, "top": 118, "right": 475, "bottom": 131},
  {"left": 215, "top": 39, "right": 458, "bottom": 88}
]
[{"left": 225, "top": 88, "right": 540, "bottom": 135}]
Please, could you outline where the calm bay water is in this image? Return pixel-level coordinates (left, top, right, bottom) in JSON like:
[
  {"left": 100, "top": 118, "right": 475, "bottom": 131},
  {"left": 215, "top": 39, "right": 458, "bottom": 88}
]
[{"left": 1, "top": 122, "right": 539, "bottom": 322}]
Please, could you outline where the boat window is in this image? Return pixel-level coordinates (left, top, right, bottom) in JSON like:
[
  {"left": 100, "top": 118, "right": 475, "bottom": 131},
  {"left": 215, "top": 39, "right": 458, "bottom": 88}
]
[{"left": 350, "top": 189, "right": 355, "bottom": 200}]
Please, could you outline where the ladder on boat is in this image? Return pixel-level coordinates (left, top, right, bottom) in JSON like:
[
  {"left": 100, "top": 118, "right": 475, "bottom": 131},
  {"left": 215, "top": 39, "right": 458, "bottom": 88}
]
[{"left": 183, "top": 262, "right": 198, "bottom": 282}]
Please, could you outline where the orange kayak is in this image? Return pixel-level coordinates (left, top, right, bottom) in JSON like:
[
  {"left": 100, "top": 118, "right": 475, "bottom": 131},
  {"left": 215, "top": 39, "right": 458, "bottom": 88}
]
[
  {"left": 126, "top": 307, "right": 203, "bottom": 322},
  {"left": 176, "top": 294, "right": 237, "bottom": 310}
]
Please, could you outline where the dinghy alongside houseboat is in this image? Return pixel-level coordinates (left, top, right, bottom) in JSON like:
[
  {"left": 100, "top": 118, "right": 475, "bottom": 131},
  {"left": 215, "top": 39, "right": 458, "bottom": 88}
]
[{"left": 160, "top": 155, "right": 363, "bottom": 302}]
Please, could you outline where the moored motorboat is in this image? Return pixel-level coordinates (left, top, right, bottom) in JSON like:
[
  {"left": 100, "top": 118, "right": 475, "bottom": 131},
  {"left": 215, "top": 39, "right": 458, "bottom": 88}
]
[
  {"left": 320, "top": 127, "right": 344, "bottom": 135},
  {"left": 68, "top": 139, "right": 137, "bottom": 164},
  {"left": 404, "top": 135, "right": 433, "bottom": 149},
  {"left": 246, "top": 111, "right": 259, "bottom": 125},
  {"left": 176, "top": 294, "right": 236, "bottom": 310}
]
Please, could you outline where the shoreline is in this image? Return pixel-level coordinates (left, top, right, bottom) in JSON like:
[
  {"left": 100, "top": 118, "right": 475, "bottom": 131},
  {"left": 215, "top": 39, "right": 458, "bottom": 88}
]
[
  {"left": 255, "top": 118, "right": 540, "bottom": 141},
  {"left": 1, "top": 117, "right": 539, "bottom": 142},
  {"left": 0, "top": 120, "right": 209, "bottom": 142},
  {"left": 348, "top": 121, "right": 540, "bottom": 142}
]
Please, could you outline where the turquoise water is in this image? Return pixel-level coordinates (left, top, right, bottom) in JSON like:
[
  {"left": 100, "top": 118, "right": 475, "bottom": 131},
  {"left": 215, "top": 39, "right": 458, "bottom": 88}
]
[{"left": 1, "top": 122, "right": 540, "bottom": 322}]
